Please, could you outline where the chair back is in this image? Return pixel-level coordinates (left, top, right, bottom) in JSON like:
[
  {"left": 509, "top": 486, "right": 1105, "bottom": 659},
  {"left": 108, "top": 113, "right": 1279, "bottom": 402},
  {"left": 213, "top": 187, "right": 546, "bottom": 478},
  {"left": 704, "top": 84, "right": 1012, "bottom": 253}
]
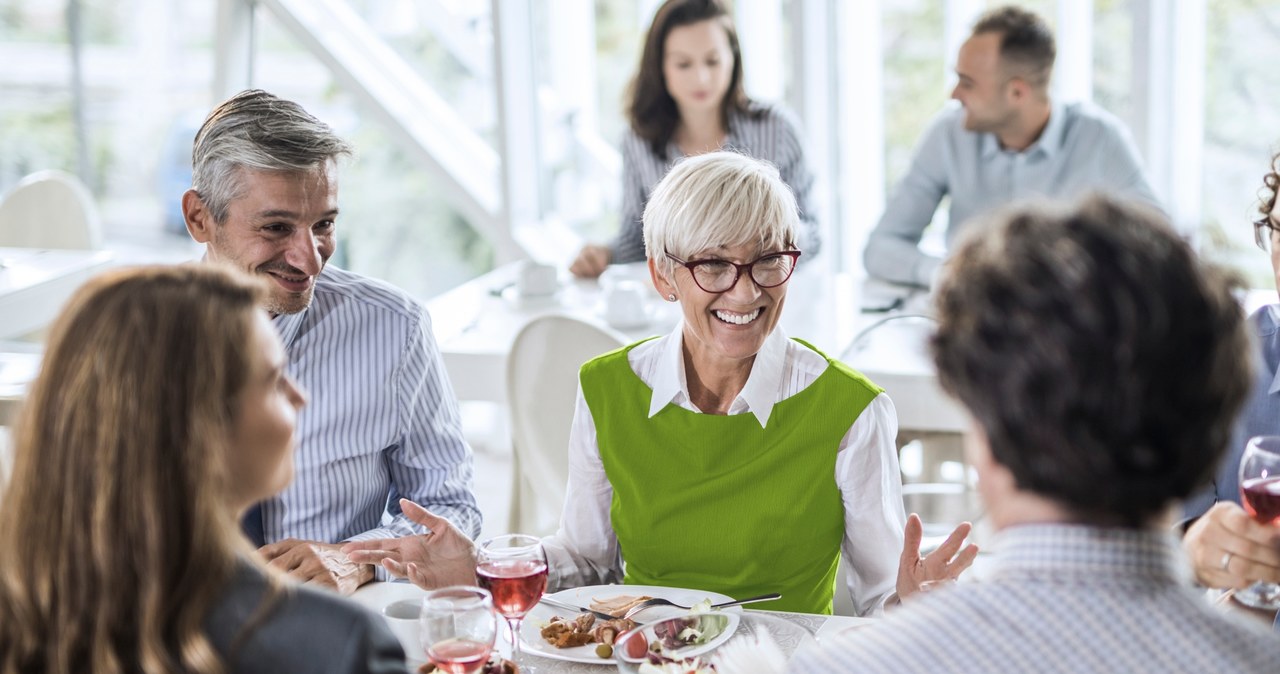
[
  {"left": 505, "top": 314, "right": 627, "bottom": 535},
  {"left": 0, "top": 170, "right": 103, "bottom": 249}
]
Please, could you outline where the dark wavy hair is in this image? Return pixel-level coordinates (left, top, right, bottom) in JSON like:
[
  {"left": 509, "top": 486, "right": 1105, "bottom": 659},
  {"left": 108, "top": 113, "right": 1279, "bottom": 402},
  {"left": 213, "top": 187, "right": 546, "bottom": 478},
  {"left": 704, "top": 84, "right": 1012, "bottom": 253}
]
[
  {"left": 931, "top": 195, "right": 1251, "bottom": 527},
  {"left": 1253, "top": 149, "right": 1280, "bottom": 249},
  {"left": 626, "top": 0, "right": 756, "bottom": 159}
]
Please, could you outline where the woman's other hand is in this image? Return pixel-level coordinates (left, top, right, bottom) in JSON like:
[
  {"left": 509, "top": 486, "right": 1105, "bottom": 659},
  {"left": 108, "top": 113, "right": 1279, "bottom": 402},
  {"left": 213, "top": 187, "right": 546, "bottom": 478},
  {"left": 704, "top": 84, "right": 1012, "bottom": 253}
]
[
  {"left": 570, "top": 244, "right": 612, "bottom": 278},
  {"left": 895, "top": 514, "right": 978, "bottom": 602}
]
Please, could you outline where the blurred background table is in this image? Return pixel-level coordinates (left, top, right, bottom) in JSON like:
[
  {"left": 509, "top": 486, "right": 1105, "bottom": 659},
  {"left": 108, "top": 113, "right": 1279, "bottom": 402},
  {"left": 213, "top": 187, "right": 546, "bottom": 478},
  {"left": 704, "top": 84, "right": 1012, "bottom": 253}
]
[
  {"left": 0, "top": 247, "right": 114, "bottom": 340},
  {"left": 426, "top": 261, "right": 965, "bottom": 434}
]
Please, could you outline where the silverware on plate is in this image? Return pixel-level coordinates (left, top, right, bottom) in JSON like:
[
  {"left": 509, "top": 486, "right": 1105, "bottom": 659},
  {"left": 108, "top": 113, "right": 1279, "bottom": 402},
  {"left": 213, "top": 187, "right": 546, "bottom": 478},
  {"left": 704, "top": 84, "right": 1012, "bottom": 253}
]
[{"left": 538, "top": 595, "right": 617, "bottom": 621}]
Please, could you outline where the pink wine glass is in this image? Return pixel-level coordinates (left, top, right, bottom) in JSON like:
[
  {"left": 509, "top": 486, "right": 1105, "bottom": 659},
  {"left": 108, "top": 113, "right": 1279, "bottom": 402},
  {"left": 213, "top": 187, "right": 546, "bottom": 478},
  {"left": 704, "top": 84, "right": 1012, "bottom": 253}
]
[
  {"left": 476, "top": 534, "right": 548, "bottom": 671},
  {"left": 1236, "top": 436, "right": 1280, "bottom": 610},
  {"left": 420, "top": 586, "right": 497, "bottom": 674}
]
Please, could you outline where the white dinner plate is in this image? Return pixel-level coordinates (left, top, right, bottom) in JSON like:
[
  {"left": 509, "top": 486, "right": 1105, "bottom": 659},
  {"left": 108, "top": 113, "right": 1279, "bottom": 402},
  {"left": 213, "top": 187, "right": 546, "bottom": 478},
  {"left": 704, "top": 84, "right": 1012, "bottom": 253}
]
[{"left": 520, "top": 584, "right": 742, "bottom": 664}]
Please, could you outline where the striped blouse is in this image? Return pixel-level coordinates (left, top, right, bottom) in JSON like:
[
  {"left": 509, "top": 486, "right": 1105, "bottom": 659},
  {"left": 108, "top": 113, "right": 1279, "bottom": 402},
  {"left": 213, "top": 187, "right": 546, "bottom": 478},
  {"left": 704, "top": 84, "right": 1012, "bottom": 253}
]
[
  {"left": 262, "top": 265, "right": 482, "bottom": 547},
  {"left": 609, "top": 102, "right": 821, "bottom": 263}
]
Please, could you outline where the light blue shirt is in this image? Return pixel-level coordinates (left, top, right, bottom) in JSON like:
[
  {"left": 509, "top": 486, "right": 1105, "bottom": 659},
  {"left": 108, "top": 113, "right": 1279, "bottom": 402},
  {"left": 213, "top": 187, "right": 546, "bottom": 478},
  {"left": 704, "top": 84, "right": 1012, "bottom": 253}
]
[
  {"left": 1188, "top": 304, "right": 1280, "bottom": 517},
  {"left": 260, "top": 265, "right": 481, "bottom": 546},
  {"left": 865, "top": 101, "right": 1159, "bottom": 287}
]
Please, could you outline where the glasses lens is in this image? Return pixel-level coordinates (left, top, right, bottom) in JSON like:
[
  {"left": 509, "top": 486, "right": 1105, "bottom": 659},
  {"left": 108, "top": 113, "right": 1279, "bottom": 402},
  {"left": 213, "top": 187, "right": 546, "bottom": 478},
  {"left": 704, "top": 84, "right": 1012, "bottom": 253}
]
[
  {"left": 693, "top": 260, "right": 738, "bottom": 292},
  {"left": 751, "top": 254, "right": 796, "bottom": 287}
]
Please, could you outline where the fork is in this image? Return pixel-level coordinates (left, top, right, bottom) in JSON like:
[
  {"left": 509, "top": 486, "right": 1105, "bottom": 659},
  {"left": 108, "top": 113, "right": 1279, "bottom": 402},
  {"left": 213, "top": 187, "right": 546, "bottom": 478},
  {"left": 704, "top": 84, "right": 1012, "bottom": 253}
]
[{"left": 622, "top": 592, "right": 781, "bottom": 620}]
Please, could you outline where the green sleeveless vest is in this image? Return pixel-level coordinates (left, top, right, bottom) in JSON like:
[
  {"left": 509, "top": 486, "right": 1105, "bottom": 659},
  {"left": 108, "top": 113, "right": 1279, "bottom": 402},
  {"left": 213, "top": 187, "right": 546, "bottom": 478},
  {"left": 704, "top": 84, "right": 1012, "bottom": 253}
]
[{"left": 580, "top": 338, "right": 883, "bottom": 614}]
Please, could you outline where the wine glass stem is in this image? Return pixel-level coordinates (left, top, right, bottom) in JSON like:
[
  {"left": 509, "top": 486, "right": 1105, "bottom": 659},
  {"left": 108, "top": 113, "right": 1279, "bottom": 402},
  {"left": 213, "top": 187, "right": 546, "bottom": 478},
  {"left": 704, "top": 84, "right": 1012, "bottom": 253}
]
[{"left": 508, "top": 617, "right": 522, "bottom": 660}]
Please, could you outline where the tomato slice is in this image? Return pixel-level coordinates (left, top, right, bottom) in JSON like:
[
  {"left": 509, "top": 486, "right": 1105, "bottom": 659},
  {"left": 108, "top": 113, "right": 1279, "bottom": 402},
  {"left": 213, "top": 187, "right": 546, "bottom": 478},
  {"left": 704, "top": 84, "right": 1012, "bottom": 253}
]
[{"left": 621, "top": 630, "right": 648, "bottom": 659}]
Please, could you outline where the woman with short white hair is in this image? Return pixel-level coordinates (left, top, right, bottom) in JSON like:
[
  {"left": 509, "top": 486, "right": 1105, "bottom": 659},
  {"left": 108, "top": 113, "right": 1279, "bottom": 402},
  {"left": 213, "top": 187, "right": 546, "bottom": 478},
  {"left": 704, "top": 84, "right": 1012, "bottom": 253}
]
[
  {"left": 347, "top": 152, "right": 974, "bottom": 615},
  {"left": 546, "top": 151, "right": 975, "bottom": 614}
]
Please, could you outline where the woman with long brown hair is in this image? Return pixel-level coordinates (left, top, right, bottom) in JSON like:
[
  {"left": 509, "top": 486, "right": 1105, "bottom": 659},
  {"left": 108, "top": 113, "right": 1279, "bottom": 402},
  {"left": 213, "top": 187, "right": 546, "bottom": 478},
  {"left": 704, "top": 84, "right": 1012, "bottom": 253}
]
[
  {"left": 570, "top": 0, "right": 821, "bottom": 277},
  {"left": 0, "top": 264, "right": 407, "bottom": 673}
]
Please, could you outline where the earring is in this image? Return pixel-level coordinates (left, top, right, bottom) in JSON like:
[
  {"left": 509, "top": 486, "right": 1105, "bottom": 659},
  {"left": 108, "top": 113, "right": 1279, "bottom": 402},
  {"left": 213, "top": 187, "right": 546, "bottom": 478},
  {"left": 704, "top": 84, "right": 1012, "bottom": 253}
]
[{"left": 667, "top": 293, "right": 677, "bottom": 302}]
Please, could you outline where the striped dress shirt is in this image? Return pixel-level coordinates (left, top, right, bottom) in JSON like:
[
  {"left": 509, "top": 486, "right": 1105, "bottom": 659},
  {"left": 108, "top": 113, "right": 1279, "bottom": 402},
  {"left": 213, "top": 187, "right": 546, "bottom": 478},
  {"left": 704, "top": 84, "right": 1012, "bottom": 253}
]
[
  {"left": 261, "top": 265, "right": 481, "bottom": 547},
  {"left": 790, "top": 524, "right": 1280, "bottom": 673},
  {"left": 609, "top": 102, "right": 821, "bottom": 263}
]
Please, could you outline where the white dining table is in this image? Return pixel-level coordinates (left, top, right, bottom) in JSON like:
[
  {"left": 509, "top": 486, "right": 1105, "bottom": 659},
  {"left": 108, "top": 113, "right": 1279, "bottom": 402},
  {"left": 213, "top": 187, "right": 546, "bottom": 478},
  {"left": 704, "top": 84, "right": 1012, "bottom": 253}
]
[
  {"left": 0, "top": 247, "right": 114, "bottom": 339},
  {"left": 426, "top": 261, "right": 967, "bottom": 434},
  {"left": 349, "top": 580, "right": 875, "bottom": 672}
]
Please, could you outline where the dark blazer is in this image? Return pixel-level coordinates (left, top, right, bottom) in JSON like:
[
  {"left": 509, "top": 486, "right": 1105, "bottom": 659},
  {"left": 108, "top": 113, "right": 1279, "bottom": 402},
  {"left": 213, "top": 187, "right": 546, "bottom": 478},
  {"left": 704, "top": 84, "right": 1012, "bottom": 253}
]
[{"left": 205, "top": 563, "right": 408, "bottom": 674}]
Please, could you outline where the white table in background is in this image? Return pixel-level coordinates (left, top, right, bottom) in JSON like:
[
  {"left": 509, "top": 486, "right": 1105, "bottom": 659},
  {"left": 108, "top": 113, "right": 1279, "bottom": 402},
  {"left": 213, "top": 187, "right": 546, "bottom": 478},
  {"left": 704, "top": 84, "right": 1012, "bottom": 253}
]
[
  {"left": 426, "top": 262, "right": 966, "bottom": 434},
  {"left": 0, "top": 247, "right": 114, "bottom": 339}
]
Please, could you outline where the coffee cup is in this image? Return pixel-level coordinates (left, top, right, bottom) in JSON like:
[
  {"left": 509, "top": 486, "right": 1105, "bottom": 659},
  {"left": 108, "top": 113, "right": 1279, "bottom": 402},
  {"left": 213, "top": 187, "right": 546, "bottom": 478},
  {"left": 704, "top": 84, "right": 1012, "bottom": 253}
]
[
  {"left": 605, "top": 280, "right": 649, "bottom": 329},
  {"left": 517, "top": 260, "right": 559, "bottom": 297},
  {"left": 382, "top": 598, "right": 425, "bottom": 662}
]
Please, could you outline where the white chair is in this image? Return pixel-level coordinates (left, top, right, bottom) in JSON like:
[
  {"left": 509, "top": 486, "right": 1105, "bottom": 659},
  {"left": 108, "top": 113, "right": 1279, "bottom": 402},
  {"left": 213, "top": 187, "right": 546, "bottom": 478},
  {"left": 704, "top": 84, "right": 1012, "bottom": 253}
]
[
  {"left": 505, "top": 314, "right": 627, "bottom": 536},
  {"left": 0, "top": 170, "right": 103, "bottom": 249}
]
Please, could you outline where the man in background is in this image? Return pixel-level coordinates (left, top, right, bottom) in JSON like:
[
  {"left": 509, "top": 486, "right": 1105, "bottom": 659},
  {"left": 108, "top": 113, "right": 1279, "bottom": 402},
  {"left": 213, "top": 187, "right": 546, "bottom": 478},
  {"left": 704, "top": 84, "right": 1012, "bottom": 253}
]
[{"left": 863, "top": 5, "right": 1157, "bottom": 287}]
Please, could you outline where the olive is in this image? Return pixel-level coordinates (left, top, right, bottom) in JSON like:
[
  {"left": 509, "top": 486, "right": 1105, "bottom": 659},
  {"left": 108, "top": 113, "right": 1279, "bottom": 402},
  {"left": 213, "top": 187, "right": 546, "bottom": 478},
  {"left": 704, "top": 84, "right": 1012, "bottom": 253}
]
[{"left": 595, "top": 643, "right": 614, "bottom": 659}]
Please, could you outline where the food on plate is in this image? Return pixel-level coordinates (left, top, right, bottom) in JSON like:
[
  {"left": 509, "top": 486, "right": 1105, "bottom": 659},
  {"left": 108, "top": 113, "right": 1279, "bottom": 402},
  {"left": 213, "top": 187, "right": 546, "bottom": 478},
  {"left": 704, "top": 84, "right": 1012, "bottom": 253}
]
[
  {"left": 589, "top": 594, "right": 653, "bottom": 617},
  {"left": 538, "top": 611, "right": 638, "bottom": 655},
  {"left": 419, "top": 655, "right": 517, "bottom": 674}
]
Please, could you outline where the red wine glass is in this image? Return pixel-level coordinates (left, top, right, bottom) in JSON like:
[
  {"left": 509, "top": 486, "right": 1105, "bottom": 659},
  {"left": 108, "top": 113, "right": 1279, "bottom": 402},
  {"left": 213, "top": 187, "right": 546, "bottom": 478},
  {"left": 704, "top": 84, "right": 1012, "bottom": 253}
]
[
  {"left": 420, "top": 586, "right": 498, "bottom": 674},
  {"left": 476, "top": 534, "right": 548, "bottom": 671},
  {"left": 1236, "top": 436, "right": 1280, "bottom": 610}
]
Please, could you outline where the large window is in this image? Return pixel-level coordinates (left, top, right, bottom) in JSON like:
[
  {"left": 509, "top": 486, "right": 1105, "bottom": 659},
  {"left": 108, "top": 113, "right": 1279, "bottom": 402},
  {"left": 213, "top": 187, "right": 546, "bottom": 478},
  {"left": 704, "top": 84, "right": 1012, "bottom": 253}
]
[
  {"left": 1201, "top": 0, "right": 1280, "bottom": 289},
  {"left": 0, "top": 0, "right": 215, "bottom": 240},
  {"left": 252, "top": 4, "right": 493, "bottom": 298},
  {"left": 6, "top": 0, "right": 1280, "bottom": 294}
]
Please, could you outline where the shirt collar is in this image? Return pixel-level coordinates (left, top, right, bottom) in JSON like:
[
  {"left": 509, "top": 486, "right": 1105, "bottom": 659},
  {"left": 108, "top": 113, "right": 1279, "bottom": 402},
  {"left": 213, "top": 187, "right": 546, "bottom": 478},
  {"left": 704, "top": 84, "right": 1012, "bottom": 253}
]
[
  {"left": 1027, "top": 101, "right": 1067, "bottom": 158},
  {"left": 272, "top": 306, "right": 308, "bottom": 350},
  {"left": 647, "top": 322, "right": 790, "bottom": 428},
  {"left": 980, "top": 101, "right": 1066, "bottom": 159},
  {"left": 988, "top": 523, "right": 1190, "bottom": 585},
  {"left": 1264, "top": 305, "right": 1280, "bottom": 395}
]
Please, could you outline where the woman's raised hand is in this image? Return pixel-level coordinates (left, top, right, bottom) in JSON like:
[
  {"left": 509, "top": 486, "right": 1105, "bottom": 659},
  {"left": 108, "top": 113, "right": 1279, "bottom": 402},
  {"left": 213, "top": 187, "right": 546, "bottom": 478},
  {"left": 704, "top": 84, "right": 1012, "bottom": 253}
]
[{"left": 895, "top": 514, "right": 979, "bottom": 601}]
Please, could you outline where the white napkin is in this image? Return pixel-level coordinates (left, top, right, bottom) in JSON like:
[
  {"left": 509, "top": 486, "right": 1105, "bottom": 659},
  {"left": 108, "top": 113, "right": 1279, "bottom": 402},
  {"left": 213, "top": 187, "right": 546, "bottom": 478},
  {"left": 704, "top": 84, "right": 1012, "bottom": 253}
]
[{"left": 711, "top": 626, "right": 787, "bottom": 674}]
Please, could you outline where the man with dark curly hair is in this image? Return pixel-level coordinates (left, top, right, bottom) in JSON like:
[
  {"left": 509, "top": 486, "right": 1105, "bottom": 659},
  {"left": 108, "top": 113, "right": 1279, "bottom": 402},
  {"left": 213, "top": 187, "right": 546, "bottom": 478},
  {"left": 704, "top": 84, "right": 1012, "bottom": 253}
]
[
  {"left": 793, "top": 194, "right": 1280, "bottom": 673},
  {"left": 1183, "top": 151, "right": 1280, "bottom": 617}
]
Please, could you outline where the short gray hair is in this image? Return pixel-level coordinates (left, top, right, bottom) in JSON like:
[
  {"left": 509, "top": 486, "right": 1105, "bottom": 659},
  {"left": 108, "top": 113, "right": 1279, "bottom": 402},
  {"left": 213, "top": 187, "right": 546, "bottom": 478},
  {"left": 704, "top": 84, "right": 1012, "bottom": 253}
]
[
  {"left": 191, "top": 89, "right": 352, "bottom": 223},
  {"left": 643, "top": 151, "right": 798, "bottom": 272}
]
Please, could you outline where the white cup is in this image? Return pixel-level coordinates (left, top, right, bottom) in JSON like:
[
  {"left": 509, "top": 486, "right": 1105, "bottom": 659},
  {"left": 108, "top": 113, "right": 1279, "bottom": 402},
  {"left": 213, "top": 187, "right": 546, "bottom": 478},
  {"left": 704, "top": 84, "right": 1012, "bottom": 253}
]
[
  {"left": 517, "top": 260, "right": 559, "bottom": 297},
  {"left": 605, "top": 280, "right": 649, "bottom": 329},
  {"left": 382, "top": 598, "right": 425, "bottom": 662}
]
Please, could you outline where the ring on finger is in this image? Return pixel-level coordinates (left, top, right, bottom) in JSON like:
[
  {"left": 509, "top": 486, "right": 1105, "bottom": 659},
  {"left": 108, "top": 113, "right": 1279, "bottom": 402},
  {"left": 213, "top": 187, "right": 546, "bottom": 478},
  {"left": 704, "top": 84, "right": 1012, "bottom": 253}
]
[{"left": 1220, "top": 551, "right": 1233, "bottom": 572}]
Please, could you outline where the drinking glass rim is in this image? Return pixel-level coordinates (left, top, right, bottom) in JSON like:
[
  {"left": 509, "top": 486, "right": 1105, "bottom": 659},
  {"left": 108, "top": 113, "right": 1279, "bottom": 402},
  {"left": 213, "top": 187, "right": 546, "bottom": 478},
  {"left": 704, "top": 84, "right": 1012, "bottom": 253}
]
[
  {"left": 1246, "top": 435, "right": 1280, "bottom": 460},
  {"left": 423, "top": 585, "right": 492, "bottom": 611},
  {"left": 477, "top": 533, "right": 543, "bottom": 553}
]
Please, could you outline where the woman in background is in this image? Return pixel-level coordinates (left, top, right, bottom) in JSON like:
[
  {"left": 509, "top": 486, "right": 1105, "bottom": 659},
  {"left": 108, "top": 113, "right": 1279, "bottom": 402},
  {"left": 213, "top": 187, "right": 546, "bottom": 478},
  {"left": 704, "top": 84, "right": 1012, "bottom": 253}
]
[
  {"left": 0, "top": 265, "right": 406, "bottom": 674},
  {"left": 570, "top": 0, "right": 821, "bottom": 278}
]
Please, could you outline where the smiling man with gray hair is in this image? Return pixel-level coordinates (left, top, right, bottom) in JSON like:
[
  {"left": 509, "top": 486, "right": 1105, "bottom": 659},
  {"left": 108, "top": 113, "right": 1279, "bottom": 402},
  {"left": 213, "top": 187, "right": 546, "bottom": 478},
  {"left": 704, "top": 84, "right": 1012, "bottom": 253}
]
[{"left": 181, "top": 89, "right": 481, "bottom": 595}]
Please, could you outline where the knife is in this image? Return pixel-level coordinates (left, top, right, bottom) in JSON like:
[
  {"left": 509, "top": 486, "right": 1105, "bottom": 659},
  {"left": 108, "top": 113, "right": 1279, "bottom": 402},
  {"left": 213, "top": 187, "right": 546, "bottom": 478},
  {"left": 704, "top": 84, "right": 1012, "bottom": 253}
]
[{"left": 538, "top": 595, "right": 618, "bottom": 621}]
